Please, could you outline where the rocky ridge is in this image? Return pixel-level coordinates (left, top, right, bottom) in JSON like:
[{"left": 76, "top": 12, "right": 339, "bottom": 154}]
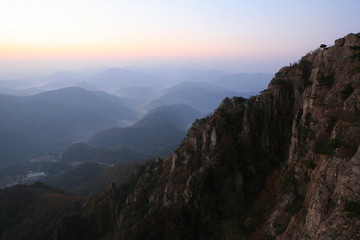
[
  {"left": 98, "top": 33, "right": 360, "bottom": 240},
  {"left": 262, "top": 33, "right": 360, "bottom": 239}
]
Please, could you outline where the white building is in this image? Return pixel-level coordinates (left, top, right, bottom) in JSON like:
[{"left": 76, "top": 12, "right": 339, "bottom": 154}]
[{"left": 26, "top": 171, "right": 46, "bottom": 180}]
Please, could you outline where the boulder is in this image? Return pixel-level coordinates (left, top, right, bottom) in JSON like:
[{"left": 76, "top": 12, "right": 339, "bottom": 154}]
[
  {"left": 334, "top": 37, "right": 345, "bottom": 46},
  {"left": 344, "top": 33, "right": 360, "bottom": 46}
]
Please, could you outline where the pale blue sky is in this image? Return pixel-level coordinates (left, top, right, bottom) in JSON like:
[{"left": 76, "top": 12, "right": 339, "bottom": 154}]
[{"left": 0, "top": 0, "right": 359, "bottom": 76}]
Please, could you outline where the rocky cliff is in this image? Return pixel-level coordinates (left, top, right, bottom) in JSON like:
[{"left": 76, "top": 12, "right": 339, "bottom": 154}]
[
  {"left": 261, "top": 33, "right": 360, "bottom": 240},
  {"left": 87, "top": 33, "right": 360, "bottom": 240}
]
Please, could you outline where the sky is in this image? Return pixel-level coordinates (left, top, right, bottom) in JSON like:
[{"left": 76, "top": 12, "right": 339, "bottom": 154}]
[{"left": 0, "top": 0, "right": 360, "bottom": 77}]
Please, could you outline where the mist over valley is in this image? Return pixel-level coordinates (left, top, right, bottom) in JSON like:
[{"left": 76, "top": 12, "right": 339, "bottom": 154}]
[{"left": 0, "top": 67, "right": 272, "bottom": 189}]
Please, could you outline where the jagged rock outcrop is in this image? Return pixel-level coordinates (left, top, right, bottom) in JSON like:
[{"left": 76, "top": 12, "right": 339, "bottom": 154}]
[
  {"left": 262, "top": 33, "right": 360, "bottom": 240},
  {"left": 101, "top": 33, "right": 360, "bottom": 240}
]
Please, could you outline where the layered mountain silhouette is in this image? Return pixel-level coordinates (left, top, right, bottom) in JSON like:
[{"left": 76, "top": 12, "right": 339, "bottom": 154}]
[
  {"left": 211, "top": 72, "right": 273, "bottom": 92},
  {"left": 144, "top": 82, "right": 247, "bottom": 113},
  {"left": 30, "top": 87, "right": 139, "bottom": 125},
  {"left": 0, "top": 88, "right": 138, "bottom": 166},
  {"left": 52, "top": 104, "right": 201, "bottom": 195},
  {"left": 86, "top": 104, "right": 201, "bottom": 157}
]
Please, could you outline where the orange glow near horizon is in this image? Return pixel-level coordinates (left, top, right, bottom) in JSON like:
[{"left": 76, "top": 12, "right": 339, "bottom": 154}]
[
  {"left": 0, "top": 39, "right": 257, "bottom": 61},
  {"left": 1, "top": 0, "right": 359, "bottom": 75}
]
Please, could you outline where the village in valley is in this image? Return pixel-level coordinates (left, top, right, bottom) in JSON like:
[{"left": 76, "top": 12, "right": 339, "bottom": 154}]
[
  {"left": 4, "top": 150, "right": 116, "bottom": 188},
  {"left": 5, "top": 154, "right": 60, "bottom": 187}
]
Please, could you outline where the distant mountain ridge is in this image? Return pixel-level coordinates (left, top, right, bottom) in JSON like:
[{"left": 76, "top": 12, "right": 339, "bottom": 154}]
[
  {"left": 212, "top": 72, "right": 273, "bottom": 92},
  {"left": 29, "top": 87, "right": 139, "bottom": 126},
  {"left": 0, "top": 67, "right": 272, "bottom": 97},
  {"left": 163, "top": 81, "right": 231, "bottom": 93},
  {"left": 145, "top": 85, "right": 244, "bottom": 113},
  {"left": 85, "top": 68, "right": 160, "bottom": 92},
  {"left": 57, "top": 104, "right": 201, "bottom": 178},
  {"left": 87, "top": 104, "right": 201, "bottom": 156},
  {"left": 135, "top": 104, "right": 201, "bottom": 131},
  {"left": 0, "top": 87, "right": 139, "bottom": 166}
]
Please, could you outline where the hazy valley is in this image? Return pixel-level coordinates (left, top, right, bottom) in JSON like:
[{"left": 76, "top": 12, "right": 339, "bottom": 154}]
[{"left": 0, "top": 68, "right": 271, "bottom": 190}]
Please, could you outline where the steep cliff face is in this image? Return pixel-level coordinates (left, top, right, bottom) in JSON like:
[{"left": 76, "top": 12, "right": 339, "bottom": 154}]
[
  {"left": 262, "top": 33, "right": 360, "bottom": 239},
  {"left": 124, "top": 33, "right": 360, "bottom": 239},
  {"left": 109, "top": 88, "right": 295, "bottom": 238},
  {"left": 98, "top": 33, "right": 360, "bottom": 240},
  {"left": 55, "top": 33, "right": 360, "bottom": 240}
]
